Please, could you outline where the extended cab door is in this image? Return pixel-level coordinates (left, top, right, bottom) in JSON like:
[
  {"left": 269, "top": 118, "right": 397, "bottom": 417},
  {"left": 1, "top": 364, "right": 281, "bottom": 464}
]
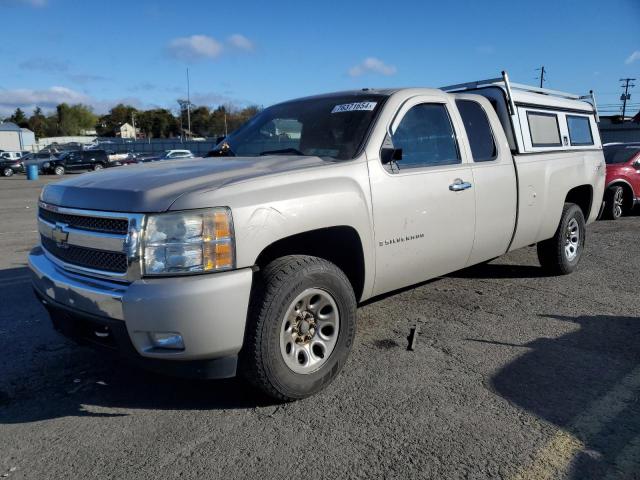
[
  {"left": 368, "top": 94, "right": 476, "bottom": 296},
  {"left": 454, "top": 94, "right": 517, "bottom": 265}
]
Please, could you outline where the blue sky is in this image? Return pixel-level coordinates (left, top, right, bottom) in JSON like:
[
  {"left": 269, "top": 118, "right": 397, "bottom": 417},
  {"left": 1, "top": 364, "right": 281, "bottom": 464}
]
[{"left": 0, "top": 0, "right": 639, "bottom": 117}]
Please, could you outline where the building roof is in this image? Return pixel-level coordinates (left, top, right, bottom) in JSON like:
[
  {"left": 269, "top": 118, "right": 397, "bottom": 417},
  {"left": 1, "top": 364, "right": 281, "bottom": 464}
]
[{"left": 0, "top": 122, "right": 22, "bottom": 132}]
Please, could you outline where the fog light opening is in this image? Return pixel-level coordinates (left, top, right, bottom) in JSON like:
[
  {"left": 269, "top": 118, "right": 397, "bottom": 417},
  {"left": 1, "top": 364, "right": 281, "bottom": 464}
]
[{"left": 148, "top": 332, "right": 185, "bottom": 351}]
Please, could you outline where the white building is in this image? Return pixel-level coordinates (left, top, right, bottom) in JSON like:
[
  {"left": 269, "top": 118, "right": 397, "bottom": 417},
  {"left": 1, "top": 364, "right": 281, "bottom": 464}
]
[
  {"left": 0, "top": 122, "right": 36, "bottom": 151},
  {"left": 117, "top": 123, "right": 139, "bottom": 139}
]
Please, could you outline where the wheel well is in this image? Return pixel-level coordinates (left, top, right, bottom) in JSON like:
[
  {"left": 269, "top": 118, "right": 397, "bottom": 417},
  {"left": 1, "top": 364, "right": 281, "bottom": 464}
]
[
  {"left": 255, "top": 226, "right": 366, "bottom": 300},
  {"left": 608, "top": 182, "right": 635, "bottom": 209},
  {"left": 565, "top": 185, "right": 593, "bottom": 219}
]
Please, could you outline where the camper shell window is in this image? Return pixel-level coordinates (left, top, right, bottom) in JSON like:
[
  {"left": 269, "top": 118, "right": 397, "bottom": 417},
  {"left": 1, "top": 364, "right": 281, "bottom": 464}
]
[
  {"left": 566, "top": 115, "right": 594, "bottom": 146},
  {"left": 526, "top": 111, "right": 562, "bottom": 148}
]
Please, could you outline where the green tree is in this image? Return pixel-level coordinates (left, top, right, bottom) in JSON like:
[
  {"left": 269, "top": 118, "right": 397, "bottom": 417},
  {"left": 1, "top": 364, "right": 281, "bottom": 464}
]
[
  {"left": 96, "top": 104, "right": 138, "bottom": 136},
  {"left": 28, "top": 107, "right": 47, "bottom": 138},
  {"left": 55, "top": 103, "right": 97, "bottom": 136},
  {"left": 137, "top": 109, "right": 179, "bottom": 138},
  {"left": 9, "top": 108, "right": 28, "bottom": 128},
  {"left": 190, "top": 106, "right": 211, "bottom": 137}
]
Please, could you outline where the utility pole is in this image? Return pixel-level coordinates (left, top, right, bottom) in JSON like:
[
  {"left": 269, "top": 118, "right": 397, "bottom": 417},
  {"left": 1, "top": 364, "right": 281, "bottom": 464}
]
[
  {"left": 186, "top": 68, "right": 192, "bottom": 139},
  {"left": 131, "top": 112, "right": 136, "bottom": 139},
  {"left": 536, "top": 66, "right": 546, "bottom": 88},
  {"left": 620, "top": 78, "right": 636, "bottom": 120}
]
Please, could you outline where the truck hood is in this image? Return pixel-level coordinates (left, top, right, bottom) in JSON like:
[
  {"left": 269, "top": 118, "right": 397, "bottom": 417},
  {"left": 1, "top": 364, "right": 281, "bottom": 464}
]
[{"left": 41, "top": 155, "right": 335, "bottom": 212}]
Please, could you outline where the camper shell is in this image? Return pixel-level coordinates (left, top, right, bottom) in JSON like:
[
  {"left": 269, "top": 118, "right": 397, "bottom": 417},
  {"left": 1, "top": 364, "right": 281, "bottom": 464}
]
[{"left": 442, "top": 72, "right": 600, "bottom": 154}]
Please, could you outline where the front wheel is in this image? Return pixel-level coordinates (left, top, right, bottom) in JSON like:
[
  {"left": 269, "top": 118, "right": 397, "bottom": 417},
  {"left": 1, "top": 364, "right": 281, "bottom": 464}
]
[
  {"left": 54, "top": 166, "right": 65, "bottom": 176},
  {"left": 603, "top": 185, "right": 625, "bottom": 220},
  {"left": 93, "top": 163, "right": 104, "bottom": 171},
  {"left": 3, "top": 168, "right": 13, "bottom": 177},
  {"left": 241, "top": 255, "right": 357, "bottom": 401},
  {"left": 537, "top": 203, "right": 586, "bottom": 275}
]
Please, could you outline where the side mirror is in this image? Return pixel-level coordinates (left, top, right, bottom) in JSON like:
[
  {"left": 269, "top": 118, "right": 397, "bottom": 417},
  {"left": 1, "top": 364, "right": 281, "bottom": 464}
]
[
  {"left": 381, "top": 147, "right": 402, "bottom": 165},
  {"left": 633, "top": 160, "right": 640, "bottom": 170}
]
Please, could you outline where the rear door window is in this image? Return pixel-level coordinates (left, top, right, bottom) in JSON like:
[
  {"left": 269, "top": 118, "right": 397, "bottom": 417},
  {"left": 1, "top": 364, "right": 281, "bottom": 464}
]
[
  {"left": 566, "top": 115, "right": 593, "bottom": 146},
  {"left": 456, "top": 100, "right": 497, "bottom": 162}
]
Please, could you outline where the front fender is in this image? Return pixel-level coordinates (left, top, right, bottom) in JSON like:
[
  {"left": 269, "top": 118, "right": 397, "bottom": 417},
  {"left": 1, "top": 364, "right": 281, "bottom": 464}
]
[{"left": 170, "top": 159, "right": 377, "bottom": 300}]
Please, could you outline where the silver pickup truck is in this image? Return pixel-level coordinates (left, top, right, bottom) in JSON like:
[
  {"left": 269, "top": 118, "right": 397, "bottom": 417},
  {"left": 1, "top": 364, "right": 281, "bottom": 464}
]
[{"left": 30, "top": 73, "right": 605, "bottom": 400}]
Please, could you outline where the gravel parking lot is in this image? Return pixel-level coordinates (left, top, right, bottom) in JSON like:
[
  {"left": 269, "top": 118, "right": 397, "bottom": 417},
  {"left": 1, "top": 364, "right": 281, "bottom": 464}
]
[{"left": 0, "top": 174, "right": 638, "bottom": 480}]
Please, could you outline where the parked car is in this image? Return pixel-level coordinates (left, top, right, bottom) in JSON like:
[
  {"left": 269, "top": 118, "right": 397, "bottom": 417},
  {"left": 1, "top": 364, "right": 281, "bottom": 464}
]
[
  {"left": 22, "top": 152, "right": 59, "bottom": 172},
  {"left": 0, "top": 158, "right": 24, "bottom": 176},
  {"left": 0, "top": 151, "right": 24, "bottom": 162},
  {"left": 109, "top": 152, "right": 139, "bottom": 167},
  {"left": 42, "top": 150, "right": 109, "bottom": 175},
  {"left": 30, "top": 72, "right": 604, "bottom": 400},
  {"left": 602, "top": 143, "right": 640, "bottom": 219},
  {"left": 133, "top": 152, "right": 159, "bottom": 163},
  {"left": 160, "top": 149, "right": 195, "bottom": 160}
]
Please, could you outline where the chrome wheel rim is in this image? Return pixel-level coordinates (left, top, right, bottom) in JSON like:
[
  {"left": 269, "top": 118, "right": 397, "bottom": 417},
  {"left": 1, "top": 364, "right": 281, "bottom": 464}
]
[
  {"left": 279, "top": 288, "right": 340, "bottom": 374},
  {"left": 94, "top": 164, "right": 103, "bottom": 170},
  {"left": 3, "top": 168, "right": 12, "bottom": 177},
  {"left": 613, "top": 188, "right": 624, "bottom": 218},
  {"left": 55, "top": 167, "right": 64, "bottom": 175},
  {"left": 564, "top": 218, "right": 580, "bottom": 261}
]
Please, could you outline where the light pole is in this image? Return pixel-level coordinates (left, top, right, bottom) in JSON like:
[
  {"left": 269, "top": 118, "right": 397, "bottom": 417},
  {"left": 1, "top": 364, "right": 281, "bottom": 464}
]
[{"left": 186, "top": 68, "right": 192, "bottom": 138}]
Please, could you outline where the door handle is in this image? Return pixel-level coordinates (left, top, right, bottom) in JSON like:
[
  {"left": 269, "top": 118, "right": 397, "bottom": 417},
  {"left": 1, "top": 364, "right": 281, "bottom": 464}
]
[{"left": 449, "top": 179, "right": 473, "bottom": 191}]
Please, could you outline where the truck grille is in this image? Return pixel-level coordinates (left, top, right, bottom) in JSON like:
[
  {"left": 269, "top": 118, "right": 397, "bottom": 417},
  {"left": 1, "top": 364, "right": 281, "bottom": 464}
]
[
  {"left": 38, "top": 202, "right": 144, "bottom": 281},
  {"left": 41, "top": 237, "right": 128, "bottom": 273},
  {"left": 38, "top": 207, "right": 129, "bottom": 235}
]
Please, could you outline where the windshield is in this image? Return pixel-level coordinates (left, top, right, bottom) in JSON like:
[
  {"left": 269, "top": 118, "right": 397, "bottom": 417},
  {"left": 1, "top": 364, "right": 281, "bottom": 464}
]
[
  {"left": 214, "top": 94, "right": 387, "bottom": 160},
  {"left": 604, "top": 145, "right": 640, "bottom": 164}
]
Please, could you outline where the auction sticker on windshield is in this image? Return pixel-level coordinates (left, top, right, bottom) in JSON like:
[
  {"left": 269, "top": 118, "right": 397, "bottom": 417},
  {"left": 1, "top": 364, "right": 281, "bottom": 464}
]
[{"left": 331, "top": 102, "right": 377, "bottom": 113}]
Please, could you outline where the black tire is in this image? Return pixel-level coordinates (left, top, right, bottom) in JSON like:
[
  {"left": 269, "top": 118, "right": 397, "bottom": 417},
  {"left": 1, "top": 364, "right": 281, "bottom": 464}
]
[
  {"left": 240, "top": 255, "right": 357, "bottom": 401},
  {"left": 603, "top": 185, "right": 625, "bottom": 220},
  {"left": 54, "top": 165, "right": 65, "bottom": 176},
  {"left": 3, "top": 168, "right": 13, "bottom": 177},
  {"left": 537, "top": 203, "right": 586, "bottom": 275}
]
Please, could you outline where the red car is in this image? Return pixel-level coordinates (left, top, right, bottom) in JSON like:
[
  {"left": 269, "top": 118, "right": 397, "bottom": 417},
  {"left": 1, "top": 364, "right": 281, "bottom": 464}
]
[{"left": 602, "top": 143, "right": 640, "bottom": 219}]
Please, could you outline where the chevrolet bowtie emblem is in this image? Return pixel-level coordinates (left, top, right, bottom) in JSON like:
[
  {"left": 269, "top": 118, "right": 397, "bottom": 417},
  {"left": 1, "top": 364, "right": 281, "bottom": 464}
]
[{"left": 52, "top": 223, "right": 69, "bottom": 247}]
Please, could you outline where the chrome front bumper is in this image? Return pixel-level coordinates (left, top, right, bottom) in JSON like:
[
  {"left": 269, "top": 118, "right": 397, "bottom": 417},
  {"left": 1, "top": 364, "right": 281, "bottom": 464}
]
[{"left": 29, "top": 247, "right": 253, "bottom": 362}]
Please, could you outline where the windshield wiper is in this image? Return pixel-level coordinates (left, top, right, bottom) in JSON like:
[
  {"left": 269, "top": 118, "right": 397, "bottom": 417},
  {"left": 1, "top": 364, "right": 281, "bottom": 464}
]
[{"left": 259, "top": 148, "right": 305, "bottom": 156}]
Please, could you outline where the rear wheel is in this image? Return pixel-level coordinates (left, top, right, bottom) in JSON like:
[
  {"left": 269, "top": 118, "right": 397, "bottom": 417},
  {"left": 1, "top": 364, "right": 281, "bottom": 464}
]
[
  {"left": 603, "top": 185, "right": 625, "bottom": 220},
  {"left": 537, "top": 203, "right": 586, "bottom": 275},
  {"left": 54, "top": 165, "right": 65, "bottom": 176},
  {"left": 3, "top": 168, "right": 13, "bottom": 177},
  {"left": 93, "top": 163, "right": 104, "bottom": 171},
  {"left": 241, "top": 255, "right": 357, "bottom": 401}
]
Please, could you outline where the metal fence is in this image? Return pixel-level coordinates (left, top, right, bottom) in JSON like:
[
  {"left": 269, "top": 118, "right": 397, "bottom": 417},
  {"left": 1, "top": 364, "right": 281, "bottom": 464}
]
[
  {"left": 598, "top": 124, "right": 640, "bottom": 144},
  {"left": 94, "top": 138, "right": 218, "bottom": 155}
]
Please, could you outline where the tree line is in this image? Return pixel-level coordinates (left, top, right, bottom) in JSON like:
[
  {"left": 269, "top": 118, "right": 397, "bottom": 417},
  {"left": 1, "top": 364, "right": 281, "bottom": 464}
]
[{"left": 3, "top": 103, "right": 261, "bottom": 139}]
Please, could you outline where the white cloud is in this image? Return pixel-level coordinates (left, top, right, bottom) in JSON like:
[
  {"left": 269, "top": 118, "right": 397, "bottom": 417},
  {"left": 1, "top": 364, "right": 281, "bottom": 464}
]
[
  {"left": 227, "top": 34, "right": 254, "bottom": 51},
  {"left": 348, "top": 57, "right": 397, "bottom": 77},
  {"left": 0, "top": 86, "right": 145, "bottom": 117},
  {"left": 167, "top": 35, "right": 223, "bottom": 61},
  {"left": 625, "top": 51, "right": 640, "bottom": 65}
]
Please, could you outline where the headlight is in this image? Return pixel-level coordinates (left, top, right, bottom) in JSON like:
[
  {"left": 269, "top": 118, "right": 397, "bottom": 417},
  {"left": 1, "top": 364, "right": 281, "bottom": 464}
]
[
  {"left": 43, "top": 162, "right": 50, "bottom": 168},
  {"left": 142, "top": 207, "right": 235, "bottom": 275}
]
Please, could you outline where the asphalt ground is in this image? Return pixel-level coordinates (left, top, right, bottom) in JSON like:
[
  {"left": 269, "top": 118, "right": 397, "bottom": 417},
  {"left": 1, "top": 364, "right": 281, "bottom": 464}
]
[{"left": 0, "top": 174, "right": 639, "bottom": 480}]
